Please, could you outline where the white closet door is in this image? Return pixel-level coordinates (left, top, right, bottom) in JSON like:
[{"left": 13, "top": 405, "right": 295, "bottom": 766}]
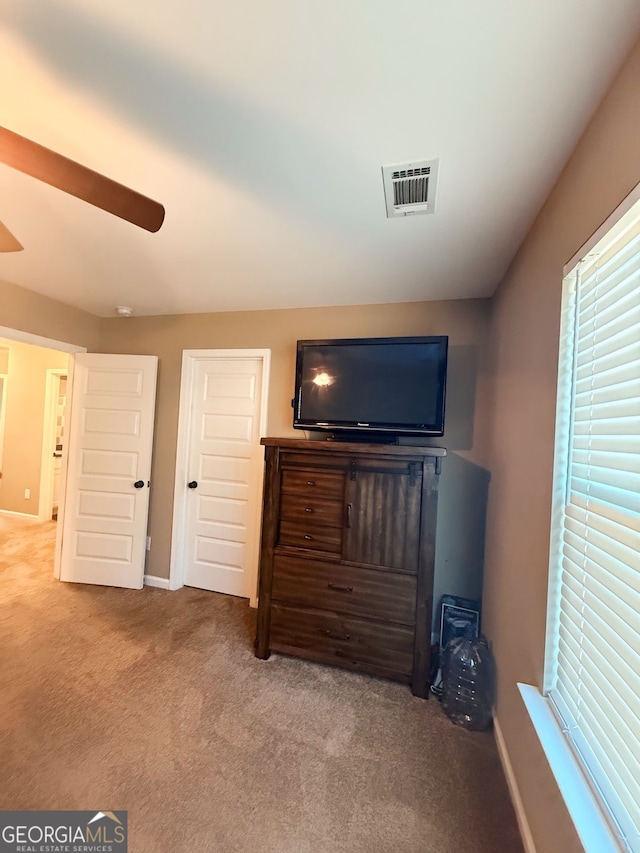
[{"left": 60, "top": 353, "right": 157, "bottom": 589}]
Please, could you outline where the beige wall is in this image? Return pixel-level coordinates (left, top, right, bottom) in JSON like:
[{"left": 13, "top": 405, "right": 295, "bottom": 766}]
[
  {"left": 0, "top": 278, "right": 98, "bottom": 515},
  {"left": 0, "top": 338, "right": 69, "bottom": 514},
  {"left": 483, "top": 35, "right": 640, "bottom": 853},
  {"left": 0, "top": 276, "right": 100, "bottom": 350},
  {"left": 100, "top": 299, "right": 492, "bottom": 616}
]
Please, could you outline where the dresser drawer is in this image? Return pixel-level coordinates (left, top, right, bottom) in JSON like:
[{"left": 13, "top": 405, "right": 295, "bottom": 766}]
[
  {"left": 270, "top": 604, "right": 414, "bottom": 677},
  {"left": 272, "top": 555, "right": 416, "bottom": 625},
  {"left": 281, "top": 468, "right": 345, "bottom": 500},
  {"left": 280, "top": 493, "right": 343, "bottom": 526},
  {"left": 278, "top": 520, "right": 342, "bottom": 553}
]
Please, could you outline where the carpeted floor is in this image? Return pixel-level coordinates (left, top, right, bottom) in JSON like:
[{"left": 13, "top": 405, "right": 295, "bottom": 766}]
[{"left": 0, "top": 517, "right": 523, "bottom": 853}]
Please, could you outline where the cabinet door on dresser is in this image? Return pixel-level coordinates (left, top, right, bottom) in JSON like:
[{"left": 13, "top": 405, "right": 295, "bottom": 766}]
[{"left": 343, "top": 460, "right": 422, "bottom": 572}]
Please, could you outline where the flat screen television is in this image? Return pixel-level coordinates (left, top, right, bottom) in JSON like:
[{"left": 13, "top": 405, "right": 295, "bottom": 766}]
[{"left": 293, "top": 336, "right": 448, "bottom": 439}]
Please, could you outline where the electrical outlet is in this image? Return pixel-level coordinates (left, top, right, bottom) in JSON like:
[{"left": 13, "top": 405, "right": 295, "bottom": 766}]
[
  {"left": 146, "top": 536, "right": 151, "bottom": 551},
  {"left": 24, "top": 488, "right": 31, "bottom": 499}
]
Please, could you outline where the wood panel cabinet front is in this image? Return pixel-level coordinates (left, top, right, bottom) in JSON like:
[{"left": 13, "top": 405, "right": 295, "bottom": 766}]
[
  {"left": 279, "top": 492, "right": 344, "bottom": 526},
  {"left": 277, "top": 519, "right": 343, "bottom": 553},
  {"left": 281, "top": 468, "right": 345, "bottom": 499},
  {"left": 343, "top": 468, "right": 422, "bottom": 572},
  {"left": 255, "top": 439, "right": 445, "bottom": 698},
  {"left": 270, "top": 604, "right": 415, "bottom": 678},
  {"left": 272, "top": 554, "right": 417, "bottom": 624}
]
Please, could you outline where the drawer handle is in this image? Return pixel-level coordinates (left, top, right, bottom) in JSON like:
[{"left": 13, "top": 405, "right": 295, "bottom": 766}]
[
  {"left": 345, "top": 502, "right": 352, "bottom": 528},
  {"left": 306, "top": 480, "right": 315, "bottom": 486},
  {"left": 304, "top": 507, "right": 314, "bottom": 513},
  {"left": 303, "top": 534, "right": 313, "bottom": 540},
  {"left": 320, "top": 629, "right": 351, "bottom": 641},
  {"left": 327, "top": 583, "right": 353, "bottom": 593}
]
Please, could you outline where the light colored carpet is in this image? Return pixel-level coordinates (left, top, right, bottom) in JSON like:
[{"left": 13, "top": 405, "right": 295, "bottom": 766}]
[{"left": 0, "top": 518, "right": 523, "bottom": 853}]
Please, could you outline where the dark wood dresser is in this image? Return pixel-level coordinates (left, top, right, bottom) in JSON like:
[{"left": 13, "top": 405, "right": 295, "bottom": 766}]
[{"left": 255, "top": 438, "right": 445, "bottom": 697}]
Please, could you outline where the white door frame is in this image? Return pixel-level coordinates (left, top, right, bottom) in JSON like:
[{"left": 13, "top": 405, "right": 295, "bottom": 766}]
[
  {"left": 0, "top": 326, "right": 86, "bottom": 354},
  {"left": 169, "top": 348, "right": 271, "bottom": 604},
  {"left": 38, "top": 368, "right": 68, "bottom": 522},
  {"left": 0, "top": 326, "right": 86, "bottom": 576},
  {"left": 0, "top": 372, "right": 7, "bottom": 490}
]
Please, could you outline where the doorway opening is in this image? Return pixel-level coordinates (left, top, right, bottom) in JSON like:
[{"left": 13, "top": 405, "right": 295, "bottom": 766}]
[
  {"left": 0, "top": 325, "right": 85, "bottom": 577},
  {"left": 0, "top": 336, "right": 69, "bottom": 524}
]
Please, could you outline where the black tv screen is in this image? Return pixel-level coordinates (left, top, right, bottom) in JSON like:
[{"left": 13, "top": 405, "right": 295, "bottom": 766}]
[{"left": 293, "top": 336, "right": 448, "bottom": 437}]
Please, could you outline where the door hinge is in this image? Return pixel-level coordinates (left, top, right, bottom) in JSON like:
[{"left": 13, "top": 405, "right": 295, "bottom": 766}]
[
  {"left": 349, "top": 459, "right": 359, "bottom": 480},
  {"left": 408, "top": 462, "right": 417, "bottom": 486}
]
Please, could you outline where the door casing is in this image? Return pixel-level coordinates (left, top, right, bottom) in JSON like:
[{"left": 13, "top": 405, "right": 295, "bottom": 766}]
[
  {"left": 38, "top": 368, "right": 68, "bottom": 522},
  {"left": 0, "top": 373, "right": 8, "bottom": 491}
]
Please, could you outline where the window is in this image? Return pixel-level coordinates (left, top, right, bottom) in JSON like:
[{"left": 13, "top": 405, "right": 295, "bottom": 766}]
[{"left": 545, "top": 192, "right": 640, "bottom": 852}]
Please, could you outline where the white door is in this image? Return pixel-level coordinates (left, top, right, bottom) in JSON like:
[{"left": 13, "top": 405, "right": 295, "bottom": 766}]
[
  {"left": 59, "top": 353, "right": 158, "bottom": 588},
  {"left": 177, "top": 353, "right": 268, "bottom": 598}
]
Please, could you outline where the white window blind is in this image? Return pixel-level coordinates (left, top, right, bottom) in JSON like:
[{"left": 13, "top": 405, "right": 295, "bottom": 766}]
[{"left": 547, "top": 200, "right": 640, "bottom": 853}]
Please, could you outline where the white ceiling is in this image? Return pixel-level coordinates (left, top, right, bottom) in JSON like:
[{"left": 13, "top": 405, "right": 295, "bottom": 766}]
[{"left": 1, "top": 0, "right": 640, "bottom": 318}]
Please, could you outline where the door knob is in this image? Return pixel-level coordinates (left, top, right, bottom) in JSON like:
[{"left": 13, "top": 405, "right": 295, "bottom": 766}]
[
  {"left": 134, "top": 480, "right": 144, "bottom": 489},
  {"left": 188, "top": 481, "right": 198, "bottom": 489}
]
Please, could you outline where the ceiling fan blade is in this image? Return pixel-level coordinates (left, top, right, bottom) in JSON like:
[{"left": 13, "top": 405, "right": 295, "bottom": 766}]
[
  {"left": 0, "top": 127, "right": 165, "bottom": 233},
  {"left": 0, "top": 219, "right": 24, "bottom": 252}
]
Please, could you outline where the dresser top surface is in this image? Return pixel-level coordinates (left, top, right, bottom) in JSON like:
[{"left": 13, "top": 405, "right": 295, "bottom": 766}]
[{"left": 261, "top": 437, "right": 447, "bottom": 459}]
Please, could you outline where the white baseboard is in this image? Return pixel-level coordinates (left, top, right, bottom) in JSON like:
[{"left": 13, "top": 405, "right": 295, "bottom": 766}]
[
  {"left": 0, "top": 509, "right": 40, "bottom": 519},
  {"left": 494, "top": 715, "right": 537, "bottom": 853},
  {"left": 144, "top": 574, "right": 171, "bottom": 590}
]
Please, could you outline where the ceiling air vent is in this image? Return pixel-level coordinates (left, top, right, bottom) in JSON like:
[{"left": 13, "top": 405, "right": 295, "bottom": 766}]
[{"left": 382, "top": 159, "right": 439, "bottom": 218}]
